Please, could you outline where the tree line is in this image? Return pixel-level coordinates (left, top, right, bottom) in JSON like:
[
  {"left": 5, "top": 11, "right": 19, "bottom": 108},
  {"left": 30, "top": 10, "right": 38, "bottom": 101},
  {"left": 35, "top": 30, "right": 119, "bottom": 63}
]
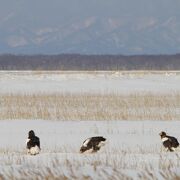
[{"left": 0, "top": 54, "right": 180, "bottom": 70}]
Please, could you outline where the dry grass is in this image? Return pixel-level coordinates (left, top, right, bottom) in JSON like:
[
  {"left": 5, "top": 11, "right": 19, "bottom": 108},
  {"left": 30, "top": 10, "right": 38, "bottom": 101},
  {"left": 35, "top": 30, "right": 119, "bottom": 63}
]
[
  {"left": 0, "top": 152, "right": 180, "bottom": 180},
  {"left": 0, "top": 92, "right": 180, "bottom": 120}
]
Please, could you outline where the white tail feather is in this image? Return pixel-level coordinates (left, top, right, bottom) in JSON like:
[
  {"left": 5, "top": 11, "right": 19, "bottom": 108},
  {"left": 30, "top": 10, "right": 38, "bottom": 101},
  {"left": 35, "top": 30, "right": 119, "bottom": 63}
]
[{"left": 28, "top": 145, "right": 40, "bottom": 155}]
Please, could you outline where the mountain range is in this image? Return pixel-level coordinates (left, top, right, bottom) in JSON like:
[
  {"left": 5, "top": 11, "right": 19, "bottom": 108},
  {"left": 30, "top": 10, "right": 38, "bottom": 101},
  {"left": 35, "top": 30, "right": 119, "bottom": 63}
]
[{"left": 1, "top": 0, "right": 180, "bottom": 54}]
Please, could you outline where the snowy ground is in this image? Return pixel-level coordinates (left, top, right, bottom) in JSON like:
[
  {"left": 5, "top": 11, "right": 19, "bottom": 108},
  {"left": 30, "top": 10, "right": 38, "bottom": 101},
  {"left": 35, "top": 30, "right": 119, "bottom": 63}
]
[
  {"left": 0, "top": 71, "right": 180, "bottom": 94},
  {"left": 0, "top": 120, "right": 180, "bottom": 179},
  {"left": 0, "top": 71, "right": 180, "bottom": 179}
]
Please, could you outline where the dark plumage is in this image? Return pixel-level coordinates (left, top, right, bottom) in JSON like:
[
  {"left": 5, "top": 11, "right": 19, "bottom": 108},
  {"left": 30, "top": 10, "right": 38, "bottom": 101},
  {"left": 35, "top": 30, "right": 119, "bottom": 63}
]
[
  {"left": 159, "top": 131, "right": 179, "bottom": 152},
  {"left": 26, "top": 130, "right": 40, "bottom": 155},
  {"left": 80, "top": 136, "right": 106, "bottom": 153}
]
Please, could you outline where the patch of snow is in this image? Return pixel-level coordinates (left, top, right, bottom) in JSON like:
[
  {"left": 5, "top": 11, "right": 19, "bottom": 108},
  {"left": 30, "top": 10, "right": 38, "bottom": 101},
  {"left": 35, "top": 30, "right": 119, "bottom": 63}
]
[
  {"left": 0, "top": 120, "right": 180, "bottom": 178},
  {"left": 0, "top": 71, "right": 179, "bottom": 94}
]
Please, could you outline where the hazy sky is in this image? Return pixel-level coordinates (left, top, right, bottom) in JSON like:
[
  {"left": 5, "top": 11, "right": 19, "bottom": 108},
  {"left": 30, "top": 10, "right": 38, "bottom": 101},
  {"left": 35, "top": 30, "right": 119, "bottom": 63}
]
[
  {"left": 1, "top": 0, "right": 179, "bottom": 22},
  {"left": 1, "top": 0, "right": 180, "bottom": 54}
]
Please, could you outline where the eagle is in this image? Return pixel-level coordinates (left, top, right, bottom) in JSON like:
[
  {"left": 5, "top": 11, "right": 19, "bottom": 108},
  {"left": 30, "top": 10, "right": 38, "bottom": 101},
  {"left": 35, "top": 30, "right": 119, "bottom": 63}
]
[
  {"left": 26, "top": 130, "right": 41, "bottom": 155},
  {"left": 159, "top": 131, "right": 179, "bottom": 152},
  {"left": 80, "top": 136, "right": 106, "bottom": 153}
]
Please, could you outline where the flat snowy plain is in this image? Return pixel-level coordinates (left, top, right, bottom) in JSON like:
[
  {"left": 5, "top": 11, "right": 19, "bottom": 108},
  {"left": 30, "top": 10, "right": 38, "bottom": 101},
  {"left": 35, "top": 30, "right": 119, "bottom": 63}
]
[
  {"left": 0, "top": 71, "right": 180, "bottom": 94},
  {"left": 0, "top": 71, "right": 180, "bottom": 179}
]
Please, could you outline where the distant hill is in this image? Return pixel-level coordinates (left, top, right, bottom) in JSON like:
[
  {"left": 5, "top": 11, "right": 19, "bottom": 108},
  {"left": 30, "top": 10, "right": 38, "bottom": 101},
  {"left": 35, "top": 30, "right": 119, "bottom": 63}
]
[{"left": 0, "top": 54, "right": 180, "bottom": 70}]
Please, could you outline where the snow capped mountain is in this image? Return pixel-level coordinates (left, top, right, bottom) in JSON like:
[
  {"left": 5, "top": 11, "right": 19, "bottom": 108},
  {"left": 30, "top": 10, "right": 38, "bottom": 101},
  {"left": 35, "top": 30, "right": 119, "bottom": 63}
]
[{"left": 0, "top": 0, "right": 180, "bottom": 54}]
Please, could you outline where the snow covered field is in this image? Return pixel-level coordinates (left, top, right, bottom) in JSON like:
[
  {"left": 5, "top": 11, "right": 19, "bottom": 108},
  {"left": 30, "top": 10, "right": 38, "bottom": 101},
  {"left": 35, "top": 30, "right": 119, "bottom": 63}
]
[
  {"left": 0, "top": 120, "right": 180, "bottom": 179},
  {"left": 0, "top": 71, "right": 180, "bottom": 179},
  {"left": 0, "top": 71, "right": 180, "bottom": 94}
]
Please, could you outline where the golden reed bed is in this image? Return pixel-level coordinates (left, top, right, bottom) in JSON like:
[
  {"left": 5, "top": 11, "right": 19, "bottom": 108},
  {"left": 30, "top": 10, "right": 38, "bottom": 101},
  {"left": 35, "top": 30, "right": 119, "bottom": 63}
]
[{"left": 0, "top": 92, "right": 179, "bottom": 120}]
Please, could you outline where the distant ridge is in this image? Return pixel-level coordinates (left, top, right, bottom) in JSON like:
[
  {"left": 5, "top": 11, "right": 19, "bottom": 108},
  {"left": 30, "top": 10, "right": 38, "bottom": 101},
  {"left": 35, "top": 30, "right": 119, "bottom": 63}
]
[{"left": 0, "top": 54, "right": 180, "bottom": 70}]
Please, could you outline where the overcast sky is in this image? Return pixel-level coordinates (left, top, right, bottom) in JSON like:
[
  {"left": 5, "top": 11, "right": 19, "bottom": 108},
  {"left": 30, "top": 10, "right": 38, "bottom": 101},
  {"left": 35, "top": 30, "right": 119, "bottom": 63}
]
[{"left": 1, "top": 0, "right": 179, "bottom": 22}]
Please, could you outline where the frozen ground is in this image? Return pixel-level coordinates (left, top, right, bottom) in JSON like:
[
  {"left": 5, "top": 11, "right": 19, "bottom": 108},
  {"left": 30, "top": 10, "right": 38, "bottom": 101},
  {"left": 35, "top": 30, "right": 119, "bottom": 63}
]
[
  {"left": 0, "top": 120, "right": 180, "bottom": 179},
  {"left": 0, "top": 71, "right": 180, "bottom": 94},
  {"left": 0, "top": 71, "right": 180, "bottom": 179}
]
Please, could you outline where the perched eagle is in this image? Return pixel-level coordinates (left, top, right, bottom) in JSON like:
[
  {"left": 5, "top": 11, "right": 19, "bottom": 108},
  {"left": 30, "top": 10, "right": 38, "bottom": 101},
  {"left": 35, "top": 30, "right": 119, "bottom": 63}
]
[
  {"left": 80, "top": 136, "right": 106, "bottom": 153},
  {"left": 26, "top": 130, "right": 41, "bottom": 155},
  {"left": 159, "top": 131, "right": 179, "bottom": 152}
]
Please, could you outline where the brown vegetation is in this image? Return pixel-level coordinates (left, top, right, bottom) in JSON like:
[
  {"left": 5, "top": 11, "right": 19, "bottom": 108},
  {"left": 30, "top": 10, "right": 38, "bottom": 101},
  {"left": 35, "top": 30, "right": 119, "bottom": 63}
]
[{"left": 0, "top": 92, "right": 179, "bottom": 120}]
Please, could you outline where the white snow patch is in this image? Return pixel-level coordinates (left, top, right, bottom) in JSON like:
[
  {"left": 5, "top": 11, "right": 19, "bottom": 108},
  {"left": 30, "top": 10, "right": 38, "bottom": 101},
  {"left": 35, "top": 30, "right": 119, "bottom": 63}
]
[
  {"left": 0, "top": 71, "right": 180, "bottom": 94},
  {"left": 0, "top": 120, "right": 179, "bottom": 178}
]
